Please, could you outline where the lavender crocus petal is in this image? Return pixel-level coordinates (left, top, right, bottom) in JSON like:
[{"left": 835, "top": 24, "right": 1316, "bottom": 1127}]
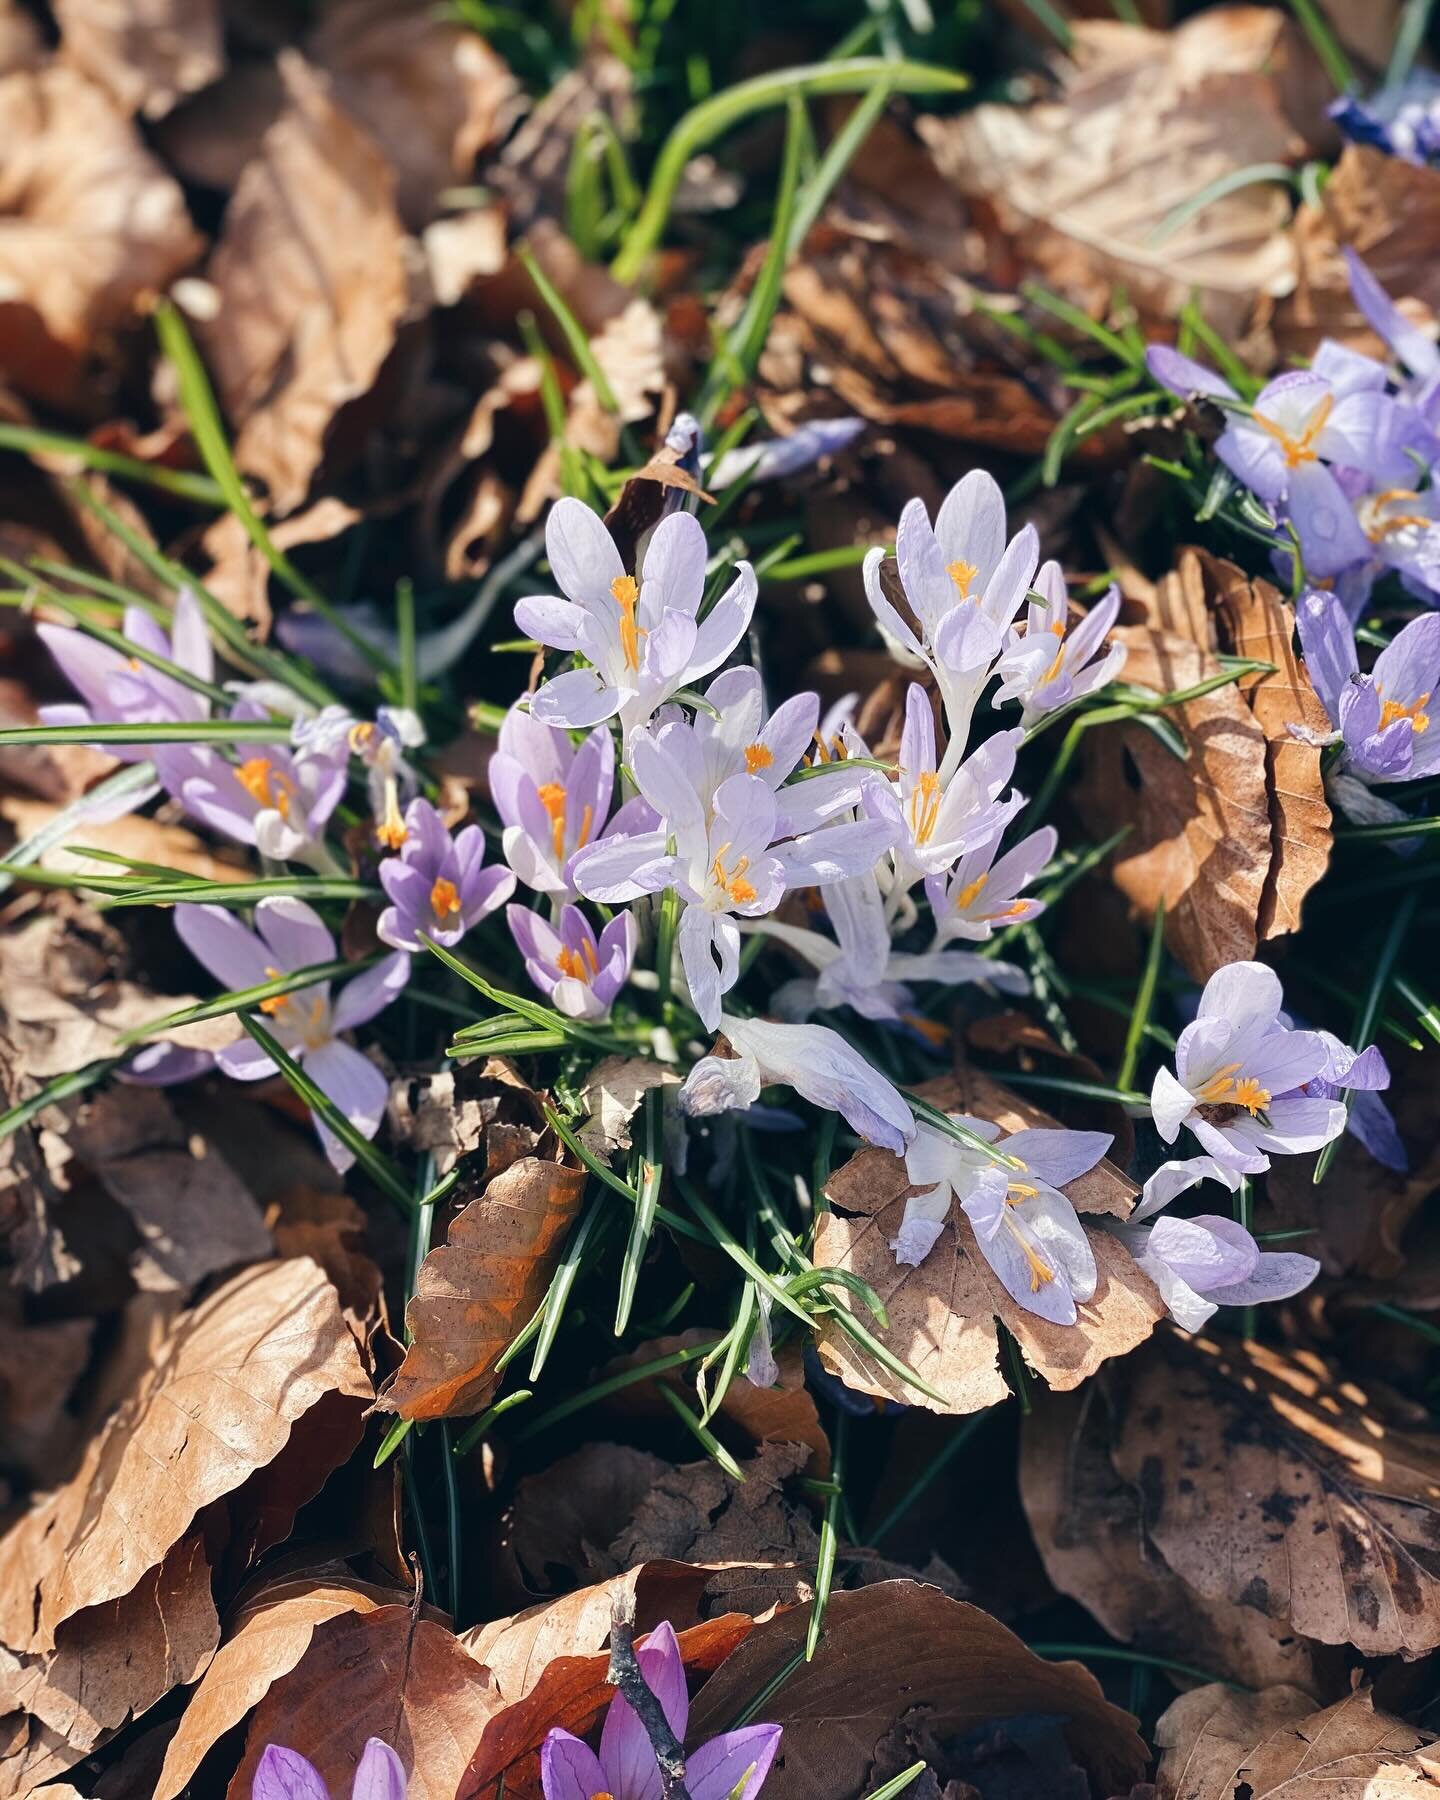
[
  {"left": 1372, "top": 610, "right": 1440, "bottom": 707},
  {"left": 1145, "top": 344, "right": 1237, "bottom": 402},
  {"left": 720, "top": 1014, "right": 913, "bottom": 1152},
  {"left": 121, "top": 1043, "right": 217, "bottom": 1085},
  {"left": 932, "top": 600, "right": 1003, "bottom": 675},
  {"left": 1130, "top": 1154, "right": 1243, "bottom": 1222},
  {"left": 530, "top": 668, "right": 620, "bottom": 730},
  {"left": 1243, "top": 1029, "right": 1330, "bottom": 1095},
  {"left": 514, "top": 595, "right": 589, "bottom": 652},
  {"left": 545, "top": 495, "right": 625, "bottom": 614},
  {"left": 1295, "top": 589, "right": 1358, "bottom": 723},
  {"left": 539, "top": 1729, "right": 607, "bottom": 1800},
  {"left": 216, "top": 1038, "right": 282, "bottom": 1082},
  {"left": 1345, "top": 247, "right": 1440, "bottom": 375},
  {"left": 773, "top": 815, "right": 895, "bottom": 888},
  {"left": 352, "top": 1739, "right": 407, "bottom": 1800},
  {"left": 641, "top": 510, "right": 707, "bottom": 618},
  {"left": 1248, "top": 1094, "right": 1348, "bottom": 1155},
  {"left": 251, "top": 1743, "right": 331, "bottom": 1800},
  {"left": 1002, "top": 1127, "right": 1112, "bottom": 1190},
  {"left": 1215, "top": 420, "right": 1286, "bottom": 503},
  {"left": 1286, "top": 460, "right": 1372, "bottom": 579},
  {"left": 1197, "top": 960, "right": 1284, "bottom": 1037},
  {"left": 982, "top": 524, "right": 1040, "bottom": 631},
  {"left": 599, "top": 1620, "right": 689, "bottom": 1800},
  {"left": 171, "top": 588, "right": 214, "bottom": 686},
  {"left": 1150, "top": 1066, "right": 1195, "bottom": 1144},
  {"left": 1135, "top": 1242, "right": 1218, "bottom": 1333},
  {"left": 175, "top": 902, "right": 272, "bottom": 990},
  {"left": 863, "top": 545, "right": 924, "bottom": 660},
  {"left": 37, "top": 623, "right": 126, "bottom": 715},
  {"left": 680, "top": 1048, "right": 763, "bottom": 1117},
  {"left": 935, "top": 468, "right": 1007, "bottom": 585},
  {"left": 1208, "top": 1251, "right": 1321, "bottom": 1308},
  {"left": 687, "top": 1725, "right": 784, "bottom": 1800},
  {"left": 1349, "top": 1088, "right": 1408, "bottom": 1171},
  {"left": 572, "top": 831, "right": 679, "bottom": 904},
  {"left": 332, "top": 952, "right": 410, "bottom": 1032},
  {"left": 690, "top": 561, "right": 758, "bottom": 677},
  {"left": 1147, "top": 1214, "right": 1258, "bottom": 1291},
  {"left": 255, "top": 897, "right": 336, "bottom": 973},
  {"left": 963, "top": 1192, "right": 1077, "bottom": 1325},
  {"left": 305, "top": 1039, "right": 387, "bottom": 1170},
  {"left": 679, "top": 907, "right": 725, "bottom": 1031},
  {"left": 631, "top": 730, "right": 708, "bottom": 845}
]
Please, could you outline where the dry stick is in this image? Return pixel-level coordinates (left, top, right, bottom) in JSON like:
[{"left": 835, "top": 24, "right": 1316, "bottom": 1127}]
[{"left": 607, "top": 1594, "right": 692, "bottom": 1800}]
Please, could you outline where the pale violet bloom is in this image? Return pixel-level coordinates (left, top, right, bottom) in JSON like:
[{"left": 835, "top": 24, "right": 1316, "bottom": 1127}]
[
  {"left": 176, "top": 702, "right": 349, "bottom": 864},
  {"left": 571, "top": 735, "right": 891, "bottom": 1030},
  {"left": 1149, "top": 961, "right": 1346, "bottom": 1175},
  {"left": 893, "top": 1117, "right": 1110, "bottom": 1326},
  {"left": 506, "top": 903, "right": 636, "bottom": 1020},
  {"left": 376, "top": 798, "right": 513, "bottom": 952},
  {"left": 287, "top": 703, "right": 427, "bottom": 851},
  {"left": 516, "top": 498, "right": 756, "bottom": 744},
  {"left": 489, "top": 705, "right": 653, "bottom": 901},
  {"left": 1292, "top": 1028, "right": 1404, "bottom": 1173},
  {"left": 175, "top": 899, "right": 409, "bottom": 1173},
  {"left": 925, "top": 824, "right": 1056, "bottom": 946},
  {"left": 1294, "top": 591, "right": 1440, "bottom": 784},
  {"left": 679, "top": 1012, "right": 913, "bottom": 1153},
  {"left": 1332, "top": 74, "right": 1440, "bottom": 166},
  {"left": 540, "top": 1621, "right": 779, "bottom": 1800},
  {"left": 993, "top": 561, "right": 1125, "bottom": 726},
  {"left": 253, "top": 1737, "right": 404, "bottom": 1800},
  {"left": 862, "top": 471, "right": 1036, "bottom": 768},
  {"left": 706, "top": 416, "right": 864, "bottom": 489}
]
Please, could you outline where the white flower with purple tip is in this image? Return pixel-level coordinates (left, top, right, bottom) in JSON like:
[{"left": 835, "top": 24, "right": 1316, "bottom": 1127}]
[
  {"left": 507, "top": 904, "right": 635, "bottom": 1020},
  {"left": 489, "top": 705, "right": 655, "bottom": 901},
  {"left": 679, "top": 1012, "right": 914, "bottom": 1153},
  {"left": 376, "top": 797, "right": 514, "bottom": 952},
  {"left": 515, "top": 497, "right": 756, "bottom": 744},
  {"left": 925, "top": 824, "right": 1056, "bottom": 946},
  {"left": 252, "top": 1737, "right": 405, "bottom": 1800},
  {"left": 1149, "top": 961, "right": 1346, "bottom": 1175},
  {"left": 1295, "top": 591, "right": 1440, "bottom": 784},
  {"left": 993, "top": 562, "right": 1126, "bottom": 726},
  {"left": 175, "top": 898, "right": 408, "bottom": 1173},
  {"left": 540, "top": 1620, "right": 780, "bottom": 1800}
]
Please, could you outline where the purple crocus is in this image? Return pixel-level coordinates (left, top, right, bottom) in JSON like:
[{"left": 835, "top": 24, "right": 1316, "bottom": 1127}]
[
  {"left": 253, "top": 1736, "right": 405, "bottom": 1799},
  {"left": 1331, "top": 75, "right": 1440, "bottom": 166},
  {"left": 377, "top": 798, "right": 514, "bottom": 952},
  {"left": 1149, "top": 961, "right": 1346, "bottom": 1175},
  {"left": 992, "top": 562, "right": 1126, "bottom": 726},
  {"left": 506, "top": 903, "right": 636, "bottom": 1020},
  {"left": 706, "top": 415, "right": 864, "bottom": 489},
  {"left": 515, "top": 499, "right": 756, "bottom": 746},
  {"left": 1296, "top": 590, "right": 1440, "bottom": 784},
  {"left": 1293, "top": 1029, "right": 1405, "bottom": 1173},
  {"left": 295, "top": 704, "right": 425, "bottom": 850},
  {"left": 540, "top": 1621, "right": 779, "bottom": 1800},
  {"left": 175, "top": 898, "right": 409, "bottom": 1172},
  {"left": 925, "top": 824, "right": 1056, "bottom": 945},
  {"left": 489, "top": 705, "right": 653, "bottom": 901},
  {"left": 177, "top": 704, "right": 350, "bottom": 864}
]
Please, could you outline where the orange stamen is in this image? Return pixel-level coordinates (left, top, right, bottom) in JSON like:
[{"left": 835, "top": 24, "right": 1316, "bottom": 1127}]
[
  {"left": 538, "top": 781, "right": 567, "bottom": 860},
  {"left": 611, "top": 574, "right": 642, "bottom": 672},
  {"left": 946, "top": 558, "right": 978, "bottom": 597},
  {"left": 1252, "top": 391, "right": 1334, "bottom": 470},
  {"left": 237, "top": 756, "right": 297, "bottom": 821},
  {"left": 744, "top": 743, "right": 774, "bottom": 773},
  {"left": 908, "top": 770, "right": 942, "bottom": 846},
  {"left": 1379, "top": 691, "right": 1431, "bottom": 734},
  {"left": 430, "top": 877, "right": 461, "bottom": 920},
  {"left": 258, "top": 964, "right": 289, "bottom": 1016},
  {"left": 375, "top": 777, "right": 407, "bottom": 849},
  {"left": 954, "top": 873, "right": 988, "bottom": 911},
  {"left": 1196, "top": 1062, "right": 1270, "bottom": 1115},
  {"left": 712, "top": 844, "right": 758, "bottom": 906}
]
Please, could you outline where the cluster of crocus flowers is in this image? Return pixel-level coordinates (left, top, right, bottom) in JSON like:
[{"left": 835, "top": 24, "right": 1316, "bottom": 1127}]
[
  {"left": 253, "top": 1737, "right": 405, "bottom": 1799},
  {"left": 1294, "top": 592, "right": 1440, "bottom": 789}
]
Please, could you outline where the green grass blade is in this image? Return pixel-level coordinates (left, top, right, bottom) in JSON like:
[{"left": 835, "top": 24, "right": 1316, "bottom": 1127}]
[
  {"left": 530, "top": 1195, "right": 611, "bottom": 1381},
  {"left": 1116, "top": 900, "right": 1165, "bottom": 1092},
  {"left": 0, "top": 719, "right": 290, "bottom": 747},
  {"left": 0, "top": 422, "right": 225, "bottom": 505},
  {"left": 116, "top": 955, "right": 378, "bottom": 1046},
  {"left": 806, "top": 1412, "right": 845, "bottom": 1659},
  {"left": 615, "top": 1085, "right": 664, "bottom": 1335},
  {"left": 0, "top": 1058, "right": 120, "bottom": 1145}
]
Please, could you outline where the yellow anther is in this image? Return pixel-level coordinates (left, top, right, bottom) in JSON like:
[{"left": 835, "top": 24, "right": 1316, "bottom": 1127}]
[
  {"left": 538, "top": 781, "right": 568, "bottom": 860},
  {"left": 375, "top": 777, "right": 407, "bottom": 849},
  {"left": 1006, "top": 1182, "right": 1039, "bottom": 1204},
  {"left": 1196, "top": 1062, "right": 1271, "bottom": 1115},
  {"left": 1379, "top": 691, "right": 1431, "bottom": 735},
  {"left": 556, "top": 938, "right": 600, "bottom": 984},
  {"left": 1008, "top": 1221, "right": 1056, "bottom": 1291},
  {"left": 430, "top": 877, "right": 461, "bottom": 920},
  {"left": 1252, "top": 391, "right": 1334, "bottom": 470},
  {"left": 955, "top": 873, "right": 988, "bottom": 911},
  {"left": 744, "top": 743, "right": 774, "bottom": 773},
  {"left": 237, "top": 755, "right": 297, "bottom": 820},
  {"left": 908, "top": 769, "right": 942, "bottom": 846},
  {"left": 611, "top": 574, "right": 642, "bottom": 671},
  {"left": 348, "top": 721, "right": 376, "bottom": 753},
  {"left": 258, "top": 964, "right": 289, "bottom": 1016},
  {"left": 712, "top": 844, "right": 757, "bottom": 906},
  {"left": 946, "top": 558, "right": 978, "bottom": 597}
]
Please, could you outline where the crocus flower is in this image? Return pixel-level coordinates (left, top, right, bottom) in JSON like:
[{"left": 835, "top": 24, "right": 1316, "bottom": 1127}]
[
  {"left": 515, "top": 499, "right": 756, "bottom": 745},
  {"left": 893, "top": 1117, "right": 1109, "bottom": 1325},
  {"left": 1331, "top": 74, "right": 1440, "bottom": 165},
  {"left": 343, "top": 706, "right": 425, "bottom": 850},
  {"left": 38, "top": 588, "right": 214, "bottom": 810},
  {"left": 992, "top": 562, "right": 1125, "bottom": 726},
  {"left": 177, "top": 704, "right": 350, "bottom": 864},
  {"left": 1149, "top": 961, "right": 1346, "bottom": 1175},
  {"left": 679, "top": 1012, "right": 914, "bottom": 1154},
  {"left": 253, "top": 1737, "right": 405, "bottom": 1799},
  {"left": 541, "top": 1621, "right": 779, "bottom": 1800},
  {"left": 1292, "top": 1028, "right": 1405, "bottom": 1173},
  {"left": 862, "top": 471, "right": 1035, "bottom": 766},
  {"left": 1295, "top": 590, "right": 1440, "bottom": 784},
  {"left": 507, "top": 903, "right": 636, "bottom": 1020},
  {"left": 377, "top": 798, "right": 513, "bottom": 952},
  {"left": 489, "top": 705, "right": 654, "bottom": 900},
  {"left": 1343, "top": 249, "right": 1440, "bottom": 416},
  {"left": 571, "top": 737, "right": 891, "bottom": 1030},
  {"left": 925, "top": 824, "right": 1056, "bottom": 945},
  {"left": 175, "top": 898, "right": 409, "bottom": 1172},
  {"left": 706, "top": 415, "right": 864, "bottom": 489}
]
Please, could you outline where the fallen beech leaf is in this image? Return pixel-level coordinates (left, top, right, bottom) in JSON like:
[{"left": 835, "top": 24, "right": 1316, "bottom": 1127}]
[
  {"left": 1072, "top": 625, "right": 1272, "bottom": 981},
  {"left": 0, "top": 3, "right": 43, "bottom": 74},
  {"left": 687, "top": 1580, "right": 1149, "bottom": 1800},
  {"left": 153, "top": 1573, "right": 406, "bottom": 1800},
  {"left": 0, "top": 1302, "right": 93, "bottom": 1485},
  {"left": 200, "top": 497, "right": 362, "bottom": 635},
  {"left": 0, "top": 65, "right": 202, "bottom": 407},
  {"left": 227, "top": 1602, "right": 501, "bottom": 1800},
  {"left": 492, "top": 1443, "right": 671, "bottom": 1608},
  {"left": 0, "top": 796, "right": 250, "bottom": 885},
  {"left": 576, "top": 1055, "right": 680, "bottom": 1158},
  {"left": 54, "top": 0, "right": 223, "bottom": 120},
  {"left": 386, "top": 1057, "right": 543, "bottom": 1181},
  {"left": 379, "top": 1150, "right": 585, "bottom": 1419},
  {"left": 1022, "top": 1388, "right": 1332, "bottom": 1694},
  {"left": 1154, "top": 1682, "right": 1440, "bottom": 1798},
  {"left": 814, "top": 1072, "right": 1160, "bottom": 1415},
  {"left": 1106, "top": 1329, "right": 1440, "bottom": 1658},
  {"left": 921, "top": 11, "right": 1310, "bottom": 336},
  {"left": 197, "top": 51, "right": 422, "bottom": 512},
  {"left": 457, "top": 1613, "right": 754, "bottom": 1800},
  {"left": 0, "top": 1257, "right": 371, "bottom": 1655}
]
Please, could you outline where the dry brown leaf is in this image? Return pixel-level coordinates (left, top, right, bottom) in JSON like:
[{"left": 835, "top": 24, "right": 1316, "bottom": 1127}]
[
  {"left": 386, "top": 1057, "right": 545, "bottom": 1181},
  {"left": 54, "top": 0, "right": 223, "bottom": 120},
  {"left": 1106, "top": 1329, "right": 1440, "bottom": 1658},
  {"left": 1072, "top": 625, "right": 1272, "bottom": 981},
  {"left": 814, "top": 1071, "right": 1161, "bottom": 1416},
  {"left": 921, "top": 11, "right": 1311, "bottom": 337},
  {"left": 1154, "top": 1682, "right": 1440, "bottom": 1798},
  {"left": 197, "top": 51, "right": 422, "bottom": 512},
  {"left": 0, "top": 796, "right": 250, "bottom": 885},
  {"left": 457, "top": 1613, "right": 754, "bottom": 1800},
  {"left": 153, "top": 1573, "right": 406, "bottom": 1800},
  {"left": 0, "top": 1302, "right": 93, "bottom": 1485},
  {"left": 576, "top": 1055, "right": 680, "bottom": 1158},
  {"left": 200, "top": 497, "right": 362, "bottom": 635},
  {"left": 1021, "top": 1387, "right": 1332, "bottom": 1694},
  {"left": 492, "top": 1443, "right": 671, "bottom": 1608},
  {"left": 379, "top": 1149, "right": 584, "bottom": 1419},
  {"left": 0, "top": 2, "right": 43, "bottom": 75},
  {"left": 0, "top": 1257, "right": 370, "bottom": 1656},
  {"left": 687, "top": 1580, "right": 1150, "bottom": 1800},
  {"left": 227, "top": 1602, "right": 501, "bottom": 1800}
]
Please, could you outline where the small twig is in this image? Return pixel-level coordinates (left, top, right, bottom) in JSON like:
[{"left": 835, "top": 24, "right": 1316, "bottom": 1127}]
[{"left": 607, "top": 1595, "right": 692, "bottom": 1800}]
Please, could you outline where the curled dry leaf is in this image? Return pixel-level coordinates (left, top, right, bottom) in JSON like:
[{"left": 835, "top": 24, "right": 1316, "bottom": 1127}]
[
  {"left": 197, "top": 51, "right": 423, "bottom": 513},
  {"left": 920, "top": 11, "right": 1311, "bottom": 337},
  {"left": 0, "top": 65, "right": 202, "bottom": 407},
  {"left": 1021, "top": 1387, "right": 1332, "bottom": 1694},
  {"left": 1071, "top": 624, "right": 1273, "bottom": 982},
  {"left": 227, "top": 1601, "right": 500, "bottom": 1800},
  {"left": 575, "top": 1054, "right": 680, "bottom": 1159},
  {"left": 814, "top": 1071, "right": 1162, "bottom": 1416},
  {"left": 1154, "top": 1682, "right": 1440, "bottom": 1799},
  {"left": 386, "top": 1056, "right": 543, "bottom": 1180},
  {"left": 0, "top": 1257, "right": 370, "bottom": 1656},
  {"left": 493, "top": 1442, "right": 672, "bottom": 1608},
  {"left": 53, "top": 0, "right": 224, "bottom": 121},
  {"left": 686, "top": 1580, "right": 1150, "bottom": 1800},
  {"left": 378, "top": 1148, "right": 585, "bottom": 1419},
  {"left": 1105, "top": 1328, "right": 1440, "bottom": 1658}
]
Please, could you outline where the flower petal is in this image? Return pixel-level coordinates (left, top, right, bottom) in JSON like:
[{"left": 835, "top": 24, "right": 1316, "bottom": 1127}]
[
  {"left": 251, "top": 1744, "right": 330, "bottom": 1800},
  {"left": 686, "top": 1724, "right": 783, "bottom": 1800}
]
